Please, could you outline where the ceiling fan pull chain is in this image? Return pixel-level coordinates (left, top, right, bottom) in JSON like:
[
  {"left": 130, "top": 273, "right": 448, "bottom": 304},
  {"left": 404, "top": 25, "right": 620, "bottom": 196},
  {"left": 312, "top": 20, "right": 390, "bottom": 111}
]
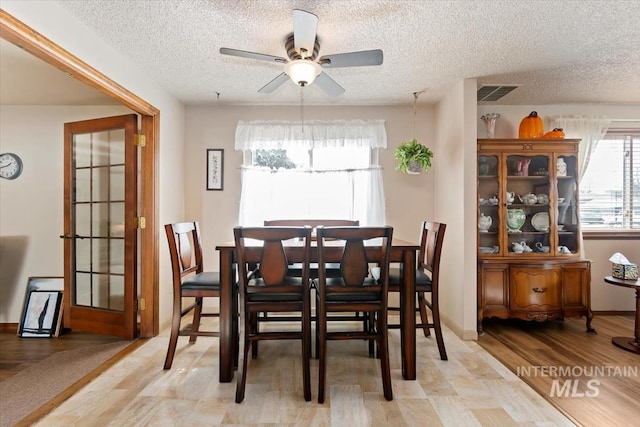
[{"left": 300, "top": 86, "right": 305, "bottom": 131}]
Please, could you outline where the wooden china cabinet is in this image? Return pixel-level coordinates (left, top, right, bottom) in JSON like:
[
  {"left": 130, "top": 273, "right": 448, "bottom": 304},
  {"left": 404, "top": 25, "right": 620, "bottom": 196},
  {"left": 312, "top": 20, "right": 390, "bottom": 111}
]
[{"left": 476, "top": 139, "right": 595, "bottom": 333}]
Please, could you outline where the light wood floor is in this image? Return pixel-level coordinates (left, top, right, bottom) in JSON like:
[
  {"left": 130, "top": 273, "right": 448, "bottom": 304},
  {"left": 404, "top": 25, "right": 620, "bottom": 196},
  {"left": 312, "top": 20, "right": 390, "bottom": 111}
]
[{"left": 27, "top": 317, "right": 576, "bottom": 427}]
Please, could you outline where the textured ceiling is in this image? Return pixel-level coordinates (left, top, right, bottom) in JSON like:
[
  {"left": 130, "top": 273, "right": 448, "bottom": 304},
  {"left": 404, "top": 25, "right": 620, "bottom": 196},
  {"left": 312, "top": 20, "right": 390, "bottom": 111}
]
[{"left": 4, "top": 0, "right": 640, "bottom": 107}]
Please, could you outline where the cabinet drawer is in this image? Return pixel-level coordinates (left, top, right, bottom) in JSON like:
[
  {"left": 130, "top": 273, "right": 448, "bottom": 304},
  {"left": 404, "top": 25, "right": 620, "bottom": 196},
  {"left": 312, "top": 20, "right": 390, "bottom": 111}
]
[{"left": 509, "top": 267, "right": 561, "bottom": 311}]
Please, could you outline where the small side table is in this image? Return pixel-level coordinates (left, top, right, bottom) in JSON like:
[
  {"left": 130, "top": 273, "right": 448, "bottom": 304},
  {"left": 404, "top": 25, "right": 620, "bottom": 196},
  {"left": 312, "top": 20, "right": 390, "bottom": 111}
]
[{"left": 604, "top": 275, "right": 640, "bottom": 354}]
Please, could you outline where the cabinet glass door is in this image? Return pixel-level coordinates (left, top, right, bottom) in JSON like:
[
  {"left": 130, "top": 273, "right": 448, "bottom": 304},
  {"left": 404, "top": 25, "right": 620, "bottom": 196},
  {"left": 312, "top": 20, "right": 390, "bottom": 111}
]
[
  {"left": 556, "top": 155, "right": 578, "bottom": 254},
  {"left": 506, "top": 154, "right": 551, "bottom": 254},
  {"left": 478, "top": 155, "right": 500, "bottom": 255}
]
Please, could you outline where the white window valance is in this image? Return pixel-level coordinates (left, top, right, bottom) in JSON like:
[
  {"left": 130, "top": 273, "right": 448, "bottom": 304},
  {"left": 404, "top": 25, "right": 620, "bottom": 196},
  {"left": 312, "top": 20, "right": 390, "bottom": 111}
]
[{"left": 234, "top": 119, "right": 387, "bottom": 150}]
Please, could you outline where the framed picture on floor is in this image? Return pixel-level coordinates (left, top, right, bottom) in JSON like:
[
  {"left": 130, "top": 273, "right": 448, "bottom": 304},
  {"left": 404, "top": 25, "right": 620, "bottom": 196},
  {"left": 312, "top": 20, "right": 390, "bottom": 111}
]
[
  {"left": 18, "top": 290, "right": 63, "bottom": 338},
  {"left": 206, "top": 148, "right": 224, "bottom": 190}
]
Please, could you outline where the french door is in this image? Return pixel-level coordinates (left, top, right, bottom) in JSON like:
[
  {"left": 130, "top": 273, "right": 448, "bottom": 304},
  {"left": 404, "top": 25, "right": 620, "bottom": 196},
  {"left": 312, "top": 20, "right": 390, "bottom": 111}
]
[{"left": 62, "top": 114, "right": 138, "bottom": 339}]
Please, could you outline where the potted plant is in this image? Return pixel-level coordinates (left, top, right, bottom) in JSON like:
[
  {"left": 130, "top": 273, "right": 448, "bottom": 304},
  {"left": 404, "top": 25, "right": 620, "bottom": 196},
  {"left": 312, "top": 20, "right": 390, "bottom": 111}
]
[{"left": 394, "top": 139, "right": 434, "bottom": 174}]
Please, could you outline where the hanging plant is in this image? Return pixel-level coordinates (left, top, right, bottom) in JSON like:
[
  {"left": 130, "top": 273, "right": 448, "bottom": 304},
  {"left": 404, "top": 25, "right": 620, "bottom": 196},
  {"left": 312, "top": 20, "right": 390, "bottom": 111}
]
[
  {"left": 395, "top": 91, "right": 434, "bottom": 174},
  {"left": 395, "top": 138, "right": 433, "bottom": 174}
]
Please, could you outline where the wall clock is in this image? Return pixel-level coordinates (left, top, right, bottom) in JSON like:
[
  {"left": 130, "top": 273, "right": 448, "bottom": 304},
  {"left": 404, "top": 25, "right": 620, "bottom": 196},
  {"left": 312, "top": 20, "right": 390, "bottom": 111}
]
[{"left": 0, "top": 152, "right": 24, "bottom": 180}]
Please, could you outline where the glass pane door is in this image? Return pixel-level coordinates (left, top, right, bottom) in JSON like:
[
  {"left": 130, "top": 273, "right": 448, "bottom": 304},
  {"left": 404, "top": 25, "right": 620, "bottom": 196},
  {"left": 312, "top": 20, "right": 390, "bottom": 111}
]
[
  {"left": 63, "top": 114, "right": 137, "bottom": 339},
  {"left": 74, "top": 129, "right": 126, "bottom": 310},
  {"left": 557, "top": 155, "right": 578, "bottom": 254},
  {"left": 478, "top": 155, "right": 500, "bottom": 255}
]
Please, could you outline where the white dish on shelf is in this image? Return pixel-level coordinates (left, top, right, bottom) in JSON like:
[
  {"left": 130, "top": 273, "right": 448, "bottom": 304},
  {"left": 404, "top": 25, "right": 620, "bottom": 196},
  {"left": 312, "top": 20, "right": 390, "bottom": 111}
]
[
  {"left": 531, "top": 212, "right": 550, "bottom": 232},
  {"left": 479, "top": 246, "right": 499, "bottom": 254}
]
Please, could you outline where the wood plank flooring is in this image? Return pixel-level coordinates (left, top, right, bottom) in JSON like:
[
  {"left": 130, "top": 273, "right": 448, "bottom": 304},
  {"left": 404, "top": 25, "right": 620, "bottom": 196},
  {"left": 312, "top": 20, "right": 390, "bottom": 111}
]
[
  {"left": 0, "top": 330, "right": 128, "bottom": 382},
  {"left": 477, "top": 315, "right": 640, "bottom": 427}
]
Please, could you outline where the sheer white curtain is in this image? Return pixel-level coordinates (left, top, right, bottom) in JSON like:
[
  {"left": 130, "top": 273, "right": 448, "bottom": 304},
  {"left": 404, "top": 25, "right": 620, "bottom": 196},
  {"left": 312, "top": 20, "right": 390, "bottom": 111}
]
[
  {"left": 236, "top": 120, "right": 387, "bottom": 226},
  {"left": 552, "top": 116, "right": 611, "bottom": 181}
]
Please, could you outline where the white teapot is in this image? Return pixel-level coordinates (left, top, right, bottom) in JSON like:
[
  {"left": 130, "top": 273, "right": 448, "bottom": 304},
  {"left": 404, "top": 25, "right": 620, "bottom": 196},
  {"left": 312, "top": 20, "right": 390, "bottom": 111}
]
[
  {"left": 512, "top": 240, "right": 532, "bottom": 253},
  {"left": 478, "top": 213, "right": 492, "bottom": 232},
  {"left": 522, "top": 193, "right": 538, "bottom": 205},
  {"left": 537, "top": 193, "right": 549, "bottom": 204},
  {"left": 512, "top": 241, "right": 525, "bottom": 253}
]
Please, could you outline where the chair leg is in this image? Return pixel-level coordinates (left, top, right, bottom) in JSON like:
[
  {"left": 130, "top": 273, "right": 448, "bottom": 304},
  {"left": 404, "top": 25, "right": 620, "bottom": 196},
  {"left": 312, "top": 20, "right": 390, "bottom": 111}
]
[
  {"left": 368, "top": 311, "right": 375, "bottom": 357},
  {"left": 318, "top": 310, "right": 327, "bottom": 403},
  {"left": 378, "top": 310, "right": 393, "bottom": 401},
  {"left": 417, "top": 292, "right": 431, "bottom": 337},
  {"left": 189, "top": 297, "right": 203, "bottom": 344},
  {"left": 235, "top": 313, "right": 251, "bottom": 403},
  {"left": 163, "top": 302, "right": 182, "bottom": 369},
  {"left": 302, "top": 305, "right": 311, "bottom": 402},
  {"left": 431, "top": 296, "right": 448, "bottom": 361},
  {"left": 250, "top": 312, "right": 259, "bottom": 358},
  {"left": 315, "top": 303, "right": 320, "bottom": 359}
]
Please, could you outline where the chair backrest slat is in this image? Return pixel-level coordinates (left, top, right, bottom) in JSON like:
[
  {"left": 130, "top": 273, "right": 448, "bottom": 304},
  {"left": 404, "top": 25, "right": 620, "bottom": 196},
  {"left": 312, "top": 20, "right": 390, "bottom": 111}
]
[
  {"left": 165, "top": 221, "right": 206, "bottom": 292},
  {"left": 317, "top": 226, "right": 393, "bottom": 292},
  {"left": 418, "top": 221, "right": 446, "bottom": 282},
  {"left": 234, "top": 226, "right": 312, "bottom": 289}
]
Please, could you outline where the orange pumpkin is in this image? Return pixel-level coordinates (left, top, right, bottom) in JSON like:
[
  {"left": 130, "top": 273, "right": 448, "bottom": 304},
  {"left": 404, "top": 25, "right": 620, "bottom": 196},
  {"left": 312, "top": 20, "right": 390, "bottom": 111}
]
[
  {"left": 518, "top": 111, "right": 544, "bottom": 139},
  {"left": 543, "top": 128, "right": 565, "bottom": 139}
]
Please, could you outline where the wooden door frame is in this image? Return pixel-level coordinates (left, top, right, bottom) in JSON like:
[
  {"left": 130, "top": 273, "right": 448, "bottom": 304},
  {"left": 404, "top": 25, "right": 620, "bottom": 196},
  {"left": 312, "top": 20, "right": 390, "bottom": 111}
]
[{"left": 1, "top": 10, "right": 159, "bottom": 338}]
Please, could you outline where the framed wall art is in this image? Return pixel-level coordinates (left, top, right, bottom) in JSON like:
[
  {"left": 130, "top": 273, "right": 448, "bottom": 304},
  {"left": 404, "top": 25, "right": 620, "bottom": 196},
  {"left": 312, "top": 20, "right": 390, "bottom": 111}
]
[
  {"left": 207, "top": 148, "right": 224, "bottom": 190},
  {"left": 18, "top": 289, "right": 64, "bottom": 338}
]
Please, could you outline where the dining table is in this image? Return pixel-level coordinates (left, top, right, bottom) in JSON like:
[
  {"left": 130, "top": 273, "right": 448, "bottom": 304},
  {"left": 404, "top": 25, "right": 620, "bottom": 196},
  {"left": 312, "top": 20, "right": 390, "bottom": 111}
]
[{"left": 215, "top": 236, "right": 420, "bottom": 382}]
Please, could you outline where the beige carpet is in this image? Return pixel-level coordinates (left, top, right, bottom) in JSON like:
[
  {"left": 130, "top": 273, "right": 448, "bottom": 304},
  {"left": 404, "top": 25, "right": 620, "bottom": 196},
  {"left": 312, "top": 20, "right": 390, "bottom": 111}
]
[{"left": 0, "top": 341, "right": 130, "bottom": 427}]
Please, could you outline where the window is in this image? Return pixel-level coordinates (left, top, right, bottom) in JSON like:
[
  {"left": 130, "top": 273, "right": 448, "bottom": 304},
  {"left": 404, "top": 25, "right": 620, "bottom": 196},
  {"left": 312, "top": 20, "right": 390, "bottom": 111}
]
[
  {"left": 580, "top": 131, "right": 640, "bottom": 230},
  {"left": 235, "top": 120, "right": 387, "bottom": 226}
]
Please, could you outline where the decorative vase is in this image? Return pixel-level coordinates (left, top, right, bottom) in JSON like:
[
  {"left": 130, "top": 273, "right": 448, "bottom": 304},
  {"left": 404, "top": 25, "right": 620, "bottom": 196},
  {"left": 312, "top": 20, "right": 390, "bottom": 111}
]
[
  {"left": 515, "top": 158, "right": 531, "bottom": 176},
  {"left": 480, "top": 113, "right": 500, "bottom": 139},
  {"left": 507, "top": 209, "right": 526, "bottom": 232}
]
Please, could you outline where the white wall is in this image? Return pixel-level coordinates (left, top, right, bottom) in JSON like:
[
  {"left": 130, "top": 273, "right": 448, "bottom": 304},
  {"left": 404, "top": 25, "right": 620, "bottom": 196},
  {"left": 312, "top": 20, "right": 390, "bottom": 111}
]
[
  {"left": 2, "top": 1, "right": 186, "bottom": 327},
  {"left": 0, "top": 105, "right": 132, "bottom": 322},
  {"left": 433, "top": 79, "right": 479, "bottom": 340},
  {"left": 184, "top": 104, "right": 437, "bottom": 271},
  {"left": 478, "top": 104, "right": 640, "bottom": 311}
]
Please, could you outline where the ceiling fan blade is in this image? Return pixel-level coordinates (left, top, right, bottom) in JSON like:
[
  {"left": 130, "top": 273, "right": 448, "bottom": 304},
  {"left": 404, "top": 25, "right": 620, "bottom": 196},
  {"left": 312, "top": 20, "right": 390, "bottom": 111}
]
[
  {"left": 314, "top": 72, "right": 345, "bottom": 97},
  {"left": 319, "top": 49, "right": 383, "bottom": 68},
  {"left": 292, "top": 9, "right": 318, "bottom": 58},
  {"left": 258, "top": 73, "right": 290, "bottom": 94},
  {"left": 219, "top": 47, "right": 286, "bottom": 63}
]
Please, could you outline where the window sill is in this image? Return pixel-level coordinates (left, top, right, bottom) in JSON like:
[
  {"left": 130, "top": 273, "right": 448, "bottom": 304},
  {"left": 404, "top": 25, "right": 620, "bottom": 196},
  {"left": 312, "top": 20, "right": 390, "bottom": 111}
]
[{"left": 583, "top": 230, "right": 640, "bottom": 240}]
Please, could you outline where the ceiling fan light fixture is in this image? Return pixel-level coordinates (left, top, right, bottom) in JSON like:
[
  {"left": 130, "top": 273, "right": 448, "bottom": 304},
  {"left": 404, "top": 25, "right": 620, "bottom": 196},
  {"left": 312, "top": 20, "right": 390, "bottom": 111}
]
[{"left": 285, "top": 59, "right": 321, "bottom": 86}]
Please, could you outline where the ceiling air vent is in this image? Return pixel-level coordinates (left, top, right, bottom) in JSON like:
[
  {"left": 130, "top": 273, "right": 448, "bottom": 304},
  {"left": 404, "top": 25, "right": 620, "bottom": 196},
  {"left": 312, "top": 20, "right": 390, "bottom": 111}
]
[{"left": 477, "top": 85, "right": 520, "bottom": 102}]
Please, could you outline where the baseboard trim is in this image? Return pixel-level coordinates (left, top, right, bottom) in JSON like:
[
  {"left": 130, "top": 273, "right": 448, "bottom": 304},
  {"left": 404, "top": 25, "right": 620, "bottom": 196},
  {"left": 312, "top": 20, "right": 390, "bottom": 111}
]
[
  {"left": 592, "top": 310, "right": 635, "bottom": 316},
  {"left": 0, "top": 323, "right": 18, "bottom": 333}
]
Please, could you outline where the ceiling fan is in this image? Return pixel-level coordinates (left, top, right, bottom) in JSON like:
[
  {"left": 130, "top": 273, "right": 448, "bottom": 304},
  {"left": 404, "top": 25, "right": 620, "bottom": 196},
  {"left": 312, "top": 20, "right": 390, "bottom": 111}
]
[{"left": 219, "top": 9, "right": 383, "bottom": 97}]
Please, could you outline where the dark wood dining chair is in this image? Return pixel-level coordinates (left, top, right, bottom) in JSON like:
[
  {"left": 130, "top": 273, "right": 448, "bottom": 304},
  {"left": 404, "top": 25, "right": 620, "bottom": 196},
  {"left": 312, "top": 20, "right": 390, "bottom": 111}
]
[
  {"left": 264, "top": 219, "right": 359, "bottom": 278},
  {"left": 388, "top": 221, "right": 447, "bottom": 361},
  {"left": 163, "top": 221, "right": 220, "bottom": 370},
  {"left": 315, "top": 226, "right": 394, "bottom": 403},
  {"left": 264, "top": 219, "right": 366, "bottom": 352},
  {"left": 233, "top": 226, "right": 313, "bottom": 403}
]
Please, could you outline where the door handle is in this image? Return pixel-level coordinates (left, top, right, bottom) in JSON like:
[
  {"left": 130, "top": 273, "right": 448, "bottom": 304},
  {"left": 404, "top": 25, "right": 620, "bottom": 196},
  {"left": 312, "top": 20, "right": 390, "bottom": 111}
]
[
  {"left": 532, "top": 287, "right": 547, "bottom": 293},
  {"left": 59, "top": 234, "right": 86, "bottom": 239}
]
